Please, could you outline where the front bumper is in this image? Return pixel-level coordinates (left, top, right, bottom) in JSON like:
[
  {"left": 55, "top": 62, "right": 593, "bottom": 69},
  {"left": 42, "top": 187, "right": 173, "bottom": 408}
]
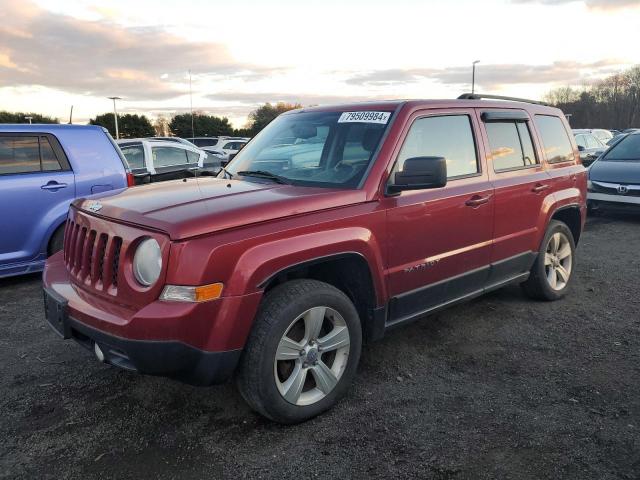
[
  {"left": 52, "top": 303, "right": 241, "bottom": 385},
  {"left": 588, "top": 192, "right": 640, "bottom": 209},
  {"left": 43, "top": 253, "right": 263, "bottom": 385}
]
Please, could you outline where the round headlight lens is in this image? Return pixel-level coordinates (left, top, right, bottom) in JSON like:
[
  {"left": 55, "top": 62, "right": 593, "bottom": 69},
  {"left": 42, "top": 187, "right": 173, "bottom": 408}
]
[{"left": 133, "top": 238, "right": 162, "bottom": 286}]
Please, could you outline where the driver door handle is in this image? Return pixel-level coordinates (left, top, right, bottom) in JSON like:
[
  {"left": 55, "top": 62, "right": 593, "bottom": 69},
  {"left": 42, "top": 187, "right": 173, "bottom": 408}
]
[{"left": 465, "top": 194, "right": 492, "bottom": 207}]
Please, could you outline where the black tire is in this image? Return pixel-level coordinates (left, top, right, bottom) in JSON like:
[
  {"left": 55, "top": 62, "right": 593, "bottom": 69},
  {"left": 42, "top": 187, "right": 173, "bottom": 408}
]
[
  {"left": 48, "top": 225, "right": 65, "bottom": 256},
  {"left": 236, "top": 279, "right": 362, "bottom": 424},
  {"left": 521, "top": 220, "right": 576, "bottom": 301}
]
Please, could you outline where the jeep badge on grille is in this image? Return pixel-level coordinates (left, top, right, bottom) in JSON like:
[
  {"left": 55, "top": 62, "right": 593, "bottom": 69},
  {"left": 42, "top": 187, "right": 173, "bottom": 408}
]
[{"left": 87, "top": 201, "right": 102, "bottom": 212}]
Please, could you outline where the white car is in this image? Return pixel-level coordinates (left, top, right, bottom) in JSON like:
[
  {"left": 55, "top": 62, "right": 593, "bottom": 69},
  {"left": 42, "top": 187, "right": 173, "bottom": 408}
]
[
  {"left": 116, "top": 139, "right": 214, "bottom": 184},
  {"left": 207, "top": 139, "right": 248, "bottom": 163}
]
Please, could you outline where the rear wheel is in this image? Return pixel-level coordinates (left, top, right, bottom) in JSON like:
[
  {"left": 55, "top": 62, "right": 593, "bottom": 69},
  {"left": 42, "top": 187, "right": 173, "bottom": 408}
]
[
  {"left": 522, "top": 220, "right": 576, "bottom": 301},
  {"left": 236, "top": 279, "right": 362, "bottom": 424}
]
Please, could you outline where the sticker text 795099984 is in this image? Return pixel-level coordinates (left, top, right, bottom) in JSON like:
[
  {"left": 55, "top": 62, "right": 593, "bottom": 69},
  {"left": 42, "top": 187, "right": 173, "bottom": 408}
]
[{"left": 338, "top": 111, "right": 391, "bottom": 124}]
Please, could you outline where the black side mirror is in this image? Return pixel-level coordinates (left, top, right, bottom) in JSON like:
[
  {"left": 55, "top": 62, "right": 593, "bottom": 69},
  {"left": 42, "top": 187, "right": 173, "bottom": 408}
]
[
  {"left": 387, "top": 156, "right": 447, "bottom": 194},
  {"left": 577, "top": 145, "right": 585, "bottom": 152}
]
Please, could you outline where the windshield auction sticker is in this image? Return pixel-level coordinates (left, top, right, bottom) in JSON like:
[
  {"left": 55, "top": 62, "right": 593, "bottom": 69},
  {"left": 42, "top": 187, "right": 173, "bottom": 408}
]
[{"left": 338, "top": 111, "right": 391, "bottom": 124}]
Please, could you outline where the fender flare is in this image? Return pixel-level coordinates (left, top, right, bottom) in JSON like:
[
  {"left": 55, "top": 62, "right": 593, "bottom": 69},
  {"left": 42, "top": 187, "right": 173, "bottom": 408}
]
[{"left": 224, "top": 227, "right": 387, "bottom": 306}]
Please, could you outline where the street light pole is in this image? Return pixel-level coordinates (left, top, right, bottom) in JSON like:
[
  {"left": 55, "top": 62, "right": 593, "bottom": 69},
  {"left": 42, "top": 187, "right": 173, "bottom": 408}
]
[
  {"left": 189, "top": 70, "right": 194, "bottom": 139},
  {"left": 108, "top": 96, "right": 122, "bottom": 139},
  {"left": 472, "top": 60, "right": 480, "bottom": 95},
  {"left": 25, "top": 116, "right": 33, "bottom": 124}
]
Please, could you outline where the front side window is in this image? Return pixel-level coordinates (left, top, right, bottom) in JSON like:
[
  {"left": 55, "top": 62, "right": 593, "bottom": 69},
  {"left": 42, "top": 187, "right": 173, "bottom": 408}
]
[
  {"left": 601, "top": 134, "right": 640, "bottom": 161},
  {"left": 535, "top": 115, "right": 574, "bottom": 164},
  {"left": 120, "top": 144, "right": 145, "bottom": 169},
  {"left": 485, "top": 121, "right": 538, "bottom": 171},
  {"left": 0, "top": 136, "right": 42, "bottom": 174},
  {"left": 574, "top": 135, "right": 587, "bottom": 148},
  {"left": 152, "top": 147, "right": 188, "bottom": 167},
  {"left": 226, "top": 110, "right": 391, "bottom": 188},
  {"left": 391, "top": 114, "right": 478, "bottom": 181}
]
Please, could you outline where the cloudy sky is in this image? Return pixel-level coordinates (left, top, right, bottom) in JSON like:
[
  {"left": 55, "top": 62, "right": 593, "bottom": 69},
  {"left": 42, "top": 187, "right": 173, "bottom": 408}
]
[{"left": 1, "top": 0, "right": 638, "bottom": 127}]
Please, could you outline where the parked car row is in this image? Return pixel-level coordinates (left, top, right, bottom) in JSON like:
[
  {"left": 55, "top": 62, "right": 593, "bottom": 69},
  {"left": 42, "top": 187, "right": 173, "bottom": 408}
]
[
  {"left": 186, "top": 136, "right": 249, "bottom": 162},
  {"left": 572, "top": 129, "right": 608, "bottom": 166},
  {"left": 117, "top": 138, "right": 220, "bottom": 184}
]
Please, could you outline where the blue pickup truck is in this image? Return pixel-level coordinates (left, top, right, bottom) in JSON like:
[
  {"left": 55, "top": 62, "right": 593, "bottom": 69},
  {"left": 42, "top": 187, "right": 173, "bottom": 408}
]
[{"left": 0, "top": 125, "right": 131, "bottom": 278}]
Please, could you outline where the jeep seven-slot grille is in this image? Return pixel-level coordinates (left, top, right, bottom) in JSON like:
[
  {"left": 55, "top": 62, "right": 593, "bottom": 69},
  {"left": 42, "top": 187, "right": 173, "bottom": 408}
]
[{"left": 63, "top": 219, "right": 123, "bottom": 293}]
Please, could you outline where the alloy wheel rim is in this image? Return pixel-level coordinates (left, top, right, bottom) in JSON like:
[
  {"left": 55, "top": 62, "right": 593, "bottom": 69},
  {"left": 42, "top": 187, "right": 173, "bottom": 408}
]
[
  {"left": 544, "top": 232, "right": 573, "bottom": 291},
  {"left": 274, "top": 306, "right": 350, "bottom": 406}
]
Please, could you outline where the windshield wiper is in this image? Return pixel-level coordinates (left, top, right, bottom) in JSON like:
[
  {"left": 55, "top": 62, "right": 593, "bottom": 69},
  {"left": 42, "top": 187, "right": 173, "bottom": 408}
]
[{"left": 237, "top": 170, "right": 291, "bottom": 184}]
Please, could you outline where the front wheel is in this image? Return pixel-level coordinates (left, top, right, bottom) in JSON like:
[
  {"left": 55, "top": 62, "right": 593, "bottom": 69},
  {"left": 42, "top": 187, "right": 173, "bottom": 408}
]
[
  {"left": 522, "top": 220, "right": 576, "bottom": 301},
  {"left": 236, "top": 279, "right": 362, "bottom": 424}
]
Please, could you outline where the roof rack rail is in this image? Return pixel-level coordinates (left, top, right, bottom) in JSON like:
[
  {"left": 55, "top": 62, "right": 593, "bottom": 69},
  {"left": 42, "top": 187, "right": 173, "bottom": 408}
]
[{"left": 457, "top": 93, "right": 550, "bottom": 107}]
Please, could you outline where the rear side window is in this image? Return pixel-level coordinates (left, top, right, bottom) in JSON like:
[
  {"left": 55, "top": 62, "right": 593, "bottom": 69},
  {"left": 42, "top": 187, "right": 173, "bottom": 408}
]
[
  {"left": 393, "top": 115, "right": 478, "bottom": 179},
  {"left": 485, "top": 122, "right": 538, "bottom": 171},
  {"left": 535, "top": 115, "right": 574, "bottom": 164},
  {"left": 0, "top": 136, "right": 63, "bottom": 175},
  {"left": 186, "top": 150, "right": 200, "bottom": 163},
  {"left": 195, "top": 138, "right": 218, "bottom": 147},
  {"left": 120, "top": 144, "right": 145, "bottom": 169},
  {"left": 152, "top": 146, "right": 188, "bottom": 167}
]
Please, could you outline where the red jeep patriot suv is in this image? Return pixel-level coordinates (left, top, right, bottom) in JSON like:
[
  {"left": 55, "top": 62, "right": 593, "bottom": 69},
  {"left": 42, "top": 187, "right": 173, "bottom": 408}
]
[{"left": 44, "top": 94, "right": 586, "bottom": 423}]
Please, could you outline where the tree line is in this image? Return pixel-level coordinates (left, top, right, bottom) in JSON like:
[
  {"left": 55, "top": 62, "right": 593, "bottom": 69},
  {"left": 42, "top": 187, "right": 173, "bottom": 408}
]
[
  {"left": 0, "top": 102, "right": 301, "bottom": 139},
  {"left": 544, "top": 65, "right": 640, "bottom": 129}
]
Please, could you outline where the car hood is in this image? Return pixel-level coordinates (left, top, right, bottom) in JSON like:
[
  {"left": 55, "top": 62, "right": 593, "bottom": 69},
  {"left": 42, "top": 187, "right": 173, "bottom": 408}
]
[
  {"left": 75, "top": 177, "right": 367, "bottom": 240},
  {"left": 589, "top": 159, "right": 640, "bottom": 184}
]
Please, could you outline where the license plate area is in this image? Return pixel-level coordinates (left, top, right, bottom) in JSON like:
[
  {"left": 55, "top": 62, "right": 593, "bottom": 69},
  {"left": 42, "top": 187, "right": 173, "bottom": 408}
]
[{"left": 43, "top": 288, "right": 70, "bottom": 339}]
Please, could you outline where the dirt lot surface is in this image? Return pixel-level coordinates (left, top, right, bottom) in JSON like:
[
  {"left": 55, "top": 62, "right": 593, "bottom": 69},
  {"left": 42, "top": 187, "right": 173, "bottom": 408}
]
[{"left": 1, "top": 213, "right": 639, "bottom": 480}]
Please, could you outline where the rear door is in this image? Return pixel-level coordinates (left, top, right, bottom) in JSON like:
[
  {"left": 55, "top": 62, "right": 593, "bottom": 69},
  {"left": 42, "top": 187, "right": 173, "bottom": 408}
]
[
  {"left": 0, "top": 134, "right": 75, "bottom": 266},
  {"left": 479, "top": 109, "right": 550, "bottom": 285},
  {"left": 383, "top": 109, "right": 494, "bottom": 325},
  {"left": 149, "top": 145, "right": 191, "bottom": 182},
  {"left": 533, "top": 114, "right": 580, "bottom": 200}
]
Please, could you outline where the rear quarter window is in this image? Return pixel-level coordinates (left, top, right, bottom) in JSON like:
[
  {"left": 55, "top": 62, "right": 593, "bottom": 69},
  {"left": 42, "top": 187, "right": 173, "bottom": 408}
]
[{"left": 534, "top": 115, "right": 574, "bottom": 164}]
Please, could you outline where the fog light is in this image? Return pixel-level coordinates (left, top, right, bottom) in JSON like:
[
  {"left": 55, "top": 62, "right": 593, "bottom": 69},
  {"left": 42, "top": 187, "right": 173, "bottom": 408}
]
[
  {"left": 94, "top": 343, "right": 105, "bottom": 362},
  {"left": 160, "top": 283, "right": 223, "bottom": 302}
]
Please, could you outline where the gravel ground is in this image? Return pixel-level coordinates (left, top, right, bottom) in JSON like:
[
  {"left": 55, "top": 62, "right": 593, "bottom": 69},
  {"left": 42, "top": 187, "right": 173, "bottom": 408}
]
[{"left": 1, "top": 213, "right": 639, "bottom": 480}]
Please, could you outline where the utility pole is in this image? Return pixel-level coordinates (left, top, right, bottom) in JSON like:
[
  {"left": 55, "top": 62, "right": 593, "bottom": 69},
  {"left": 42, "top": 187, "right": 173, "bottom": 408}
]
[
  {"left": 69, "top": 105, "right": 73, "bottom": 124},
  {"left": 472, "top": 60, "right": 480, "bottom": 95},
  {"left": 108, "top": 96, "right": 122, "bottom": 139},
  {"left": 189, "top": 70, "right": 195, "bottom": 138}
]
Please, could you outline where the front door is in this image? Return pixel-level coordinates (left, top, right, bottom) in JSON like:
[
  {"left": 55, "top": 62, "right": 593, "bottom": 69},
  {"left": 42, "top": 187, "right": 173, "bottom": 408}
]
[{"left": 382, "top": 110, "right": 494, "bottom": 326}]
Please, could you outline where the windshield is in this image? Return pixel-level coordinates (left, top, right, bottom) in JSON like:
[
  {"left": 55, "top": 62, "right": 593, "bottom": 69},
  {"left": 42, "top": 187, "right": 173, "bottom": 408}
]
[
  {"left": 224, "top": 110, "right": 392, "bottom": 188},
  {"left": 602, "top": 134, "right": 640, "bottom": 161}
]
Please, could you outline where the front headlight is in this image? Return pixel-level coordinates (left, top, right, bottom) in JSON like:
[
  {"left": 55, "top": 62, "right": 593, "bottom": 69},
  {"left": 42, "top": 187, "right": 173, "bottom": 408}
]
[{"left": 133, "top": 238, "right": 162, "bottom": 286}]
